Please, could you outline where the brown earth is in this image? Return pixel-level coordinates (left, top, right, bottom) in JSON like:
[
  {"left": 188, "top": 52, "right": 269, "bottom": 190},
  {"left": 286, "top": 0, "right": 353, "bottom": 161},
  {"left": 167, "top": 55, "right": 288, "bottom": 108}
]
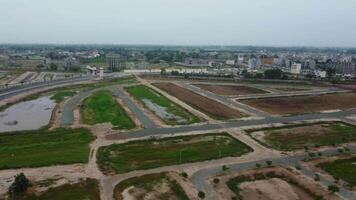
[
  {"left": 239, "top": 178, "right": 314, "bottom": 200},
  {"left": 241, "top": 92, "right": 356, "bottom": 115},
  {"left": 153, "top": 83, "right": 245, "bottom": 120},
  {"left": 213, "top": 166, "right": 341, "bottom": 200},
  {"left": 193, "top": 84, "right": 267, "bottom": 96}
]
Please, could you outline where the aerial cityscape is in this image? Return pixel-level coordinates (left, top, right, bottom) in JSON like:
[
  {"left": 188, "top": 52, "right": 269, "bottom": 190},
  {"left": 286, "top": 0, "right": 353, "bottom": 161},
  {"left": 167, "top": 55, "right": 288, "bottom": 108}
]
[{"left": 0, "top": 1, "right": 356, "bottom": 200}]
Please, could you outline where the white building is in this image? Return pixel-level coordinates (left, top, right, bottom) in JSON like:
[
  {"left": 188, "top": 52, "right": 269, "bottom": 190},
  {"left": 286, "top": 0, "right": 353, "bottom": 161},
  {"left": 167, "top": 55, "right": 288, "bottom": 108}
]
[
  {"left": 226, "top": 60, "right": 235, "bottom": 66},
  {"left": 291, "top": 63, "right": 302, "bottom": 74}
]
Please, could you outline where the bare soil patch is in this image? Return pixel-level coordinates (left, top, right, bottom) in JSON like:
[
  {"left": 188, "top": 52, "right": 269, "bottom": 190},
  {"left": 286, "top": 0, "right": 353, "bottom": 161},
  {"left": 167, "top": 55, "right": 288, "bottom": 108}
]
[
  {"left": 193, "top": 84, "right": 267, "bottom": 96},
  {"left": 153, "top": 83, "right": 245, "bottom": 120},
  {"left": 241, "top": 92, "right": 356, "bottom": 115},
  {"left": 214, "top": 166, "right": 341, "bottom": 200}
]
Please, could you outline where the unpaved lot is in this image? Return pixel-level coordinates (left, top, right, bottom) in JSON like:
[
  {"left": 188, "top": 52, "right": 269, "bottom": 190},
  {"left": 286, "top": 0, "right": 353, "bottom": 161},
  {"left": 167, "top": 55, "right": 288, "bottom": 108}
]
[
  {"left": 153, "top": 83, "right": 246, "bottom": 120},
  {"left": 241, "top": 92, "right": 356, "bottom": 115},
  {"left": 193, "top": 84, "right": 267, "bottom": 96}
]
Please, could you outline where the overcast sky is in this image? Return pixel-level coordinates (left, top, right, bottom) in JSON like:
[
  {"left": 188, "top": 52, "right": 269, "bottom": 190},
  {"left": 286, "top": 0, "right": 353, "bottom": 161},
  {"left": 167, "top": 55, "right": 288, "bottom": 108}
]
[{"left": 1, "top": 0, "right": 355, "bottom": 47}]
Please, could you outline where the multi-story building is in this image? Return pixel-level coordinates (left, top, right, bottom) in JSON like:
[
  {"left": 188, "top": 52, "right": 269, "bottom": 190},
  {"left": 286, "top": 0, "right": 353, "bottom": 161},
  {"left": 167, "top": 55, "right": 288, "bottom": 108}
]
[{"left": 106, "top": 54, "right": 121, "bottom": 71}]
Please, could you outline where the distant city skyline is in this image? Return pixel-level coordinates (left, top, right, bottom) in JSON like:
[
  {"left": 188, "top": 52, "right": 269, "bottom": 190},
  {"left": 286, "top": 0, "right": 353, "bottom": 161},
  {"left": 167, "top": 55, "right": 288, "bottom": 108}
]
[{"left": 1, "top": 0, "right": 356, "bottom": 47}]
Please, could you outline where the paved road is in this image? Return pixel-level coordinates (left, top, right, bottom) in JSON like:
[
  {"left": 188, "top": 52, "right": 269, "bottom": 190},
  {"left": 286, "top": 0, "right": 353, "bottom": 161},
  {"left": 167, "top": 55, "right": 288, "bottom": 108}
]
[
  {"left": 110, "top": 109, "right": 356, "bottom": 139},
  {"left": 191, "top": 146, "right": 356, "bottom": 200},
  {"left": 0, "top": 76, "right": 91, "bottom": 100}
]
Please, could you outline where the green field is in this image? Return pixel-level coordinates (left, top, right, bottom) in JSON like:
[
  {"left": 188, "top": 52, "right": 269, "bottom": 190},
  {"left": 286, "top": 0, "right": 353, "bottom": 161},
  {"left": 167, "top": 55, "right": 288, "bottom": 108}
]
[
  {"left": 248, "top": 122, "right": 356, "bottom": 151},
  {"left": 114, "top": 173, "right": 189, "bottom": 200},
  {"left": 126, "top": 85, "right": 201, "bottom": 125},
  {"left": 22, "top": 179, "right": 100, "bottom": 200},
  {"left": 0, "top": 128, "right": 94, "bottom": 169},
  {"left": 97, "top": 133, "right": 252, "bottom": 174},
  {"left": 81, "top": 90, "right": 135, "bottom": 129},
  {"left": 50, "top": 91, "right": 76, "bottom": 103},
  {"left": 318, "top": 157, "right": 356, "bottom": 187}
]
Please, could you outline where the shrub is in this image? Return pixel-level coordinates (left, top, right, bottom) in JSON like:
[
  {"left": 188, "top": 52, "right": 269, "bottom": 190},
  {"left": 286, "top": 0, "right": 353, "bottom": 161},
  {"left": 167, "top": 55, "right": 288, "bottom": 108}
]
[
  {"left": 181, "top": 172, "right": 188, "bottom": 178},
  {"left": 314, "top": 174, "right": 320, "bottom": 181},
  {"left": 255, "top": 163, "right": 261, "bottom": 168},
  {"left": 8, "top": 173, "right": 30, "bottom": 196},
  {"left": 328, "top": 185, "right": 340, "bottom": 193},
  {"left": 213, "top": 178, "right": 220, "bottom": 184},
  {"left": 266, "top": 160, "right": 272, "bottom": 166},
  {"left": 222, "top": 165, "right": 229, "bottom": 171},
  {"left": 198, "top": 191, "right": 205, "bottom": 199}
]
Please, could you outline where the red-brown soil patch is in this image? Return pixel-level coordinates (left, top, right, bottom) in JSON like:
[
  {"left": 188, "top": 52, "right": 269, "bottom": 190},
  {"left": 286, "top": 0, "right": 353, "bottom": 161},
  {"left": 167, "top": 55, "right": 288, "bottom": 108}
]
[
  {"left": 194, "top": 84, "right": 267, "bottom": 96},
  {"left": 241, "top": 92, "right": 356, "bottom": 115},
  {"left": 153, "top": 83, "right": 246, "bottom": 119}
]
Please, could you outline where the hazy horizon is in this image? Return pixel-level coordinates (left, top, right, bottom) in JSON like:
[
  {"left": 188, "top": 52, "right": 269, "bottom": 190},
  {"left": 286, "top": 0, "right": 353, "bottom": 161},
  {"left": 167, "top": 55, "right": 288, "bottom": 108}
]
[{"left": 1, "top": 0, "right": 356, "bottom": 47}]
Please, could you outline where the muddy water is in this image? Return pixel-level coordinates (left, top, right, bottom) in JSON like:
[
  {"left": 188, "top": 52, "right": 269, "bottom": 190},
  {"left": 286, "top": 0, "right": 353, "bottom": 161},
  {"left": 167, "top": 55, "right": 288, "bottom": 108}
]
[
  {"left": 142, "top": 98, "right": 187, "bottom": 124},
  {"left": 0, "top": 96, "right": 56, "bottom": 133}
]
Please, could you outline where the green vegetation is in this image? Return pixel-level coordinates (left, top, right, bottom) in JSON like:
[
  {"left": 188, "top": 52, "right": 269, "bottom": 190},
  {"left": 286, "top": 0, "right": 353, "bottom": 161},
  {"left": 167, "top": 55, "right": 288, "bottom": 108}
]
[
  {"left": 0, "top": 128, "right": 94, "bottom": 169},
  {"left": 50, "top": 91, "right": 76, "bottom": 103},
  {"left": 248, "top": 122, "right": 356, "bottom": 151},
  {"left": 97, "top": 133, "right": 252, "bottom": 174},
  {"left": 318, "top": 157, "right": 356, "bottom": 187},
  {"left": 9, "top": 173, "right": 30, "bottom": 198},
  {"left": 113, "top": 173, "right": 189, "bottom": 200},
  {"left": 21, "top": 179, "right": 99, "bottom": 200},
  {"left": 126, "top": 85, "right": 201, "bottom": 125},
  {"left": 81, "top": 90, "right": 135, "bottom": 129}
]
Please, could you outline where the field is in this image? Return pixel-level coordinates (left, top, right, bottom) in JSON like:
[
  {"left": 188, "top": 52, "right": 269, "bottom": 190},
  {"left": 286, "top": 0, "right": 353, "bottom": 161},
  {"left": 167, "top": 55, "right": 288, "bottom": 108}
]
[
  {"left": 248, "top": 122, "right": 356, "bottom": 151},
  {"left": 318, "top": 156, "right": 356, "bottom": 187},
  {"left": 125, "top": 85, "right": 201, "bottom": 125},
  {"left": 22, "top": 179, "right": 100, "bottom": 200},
  {"left": 81, "top": 90, "right": 135, "bottom": 129},
  {"left": 223, "top": 167, "right": 332, "bottom": 200},
  {"left": 0, "top": 128, "right": 94, "bottom": 169},
  {"left": 194, "top": 84, "right": 267, "bottom": 96},
  {"left": 97, "top": 133, "right": 252, "bottom": 174},
  {"left": 241, "top": 92, "right": 356, "bottom": 115},
  {"left": 114, "top": 173, "right": 189, "bottom": 200},
  {"left": 50, "top": 91, "right": 76, "bottom": 103},
  {"left": 153, "top": 83, "right": 246, "bottom": 120}
]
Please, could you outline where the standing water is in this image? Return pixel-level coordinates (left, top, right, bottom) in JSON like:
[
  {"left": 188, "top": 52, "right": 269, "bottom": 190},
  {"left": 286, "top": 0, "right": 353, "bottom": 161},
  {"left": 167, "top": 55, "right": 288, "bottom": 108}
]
[{"left": 0, "top": 96, "right": 56, "bottom": 133}]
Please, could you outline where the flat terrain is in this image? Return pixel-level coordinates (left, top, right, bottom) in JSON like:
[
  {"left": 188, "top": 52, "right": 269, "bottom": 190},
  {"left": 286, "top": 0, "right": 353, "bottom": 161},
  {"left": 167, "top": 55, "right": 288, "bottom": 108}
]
[
  {"left": 241, "top": 92, "right": 356, "bottom": 115},
  {"left": 318, "top": 156, "right": 356, "bottom": 187},
  {"left": 22, "top": 179, "right": 100, "bottom": 200},
  {"left": 194, "top": 84, "right": 267, "bottom": 96},
  {"left": 248, "top": 122, "right": 356, "bottom": 151},
  {"left": 50, "top": 90, "right": 76, "bottom": 103},
  {"left": 81, "top": 90, "right": 135, "bottom": 129},
  {"left": 153, "top": 83, "right": 246, "bottom": 120},
  {"left": 114, "top": 173, "right": 189, "bottom": 200},
  {"left": 125, "top": 85, "right": 201, "bottom": 125},
  {"left": 97, "top": 133, "right": 252, "bottom": 174},
  {"left": 0, "top": 128, "right": 94, "bottom": 169}
]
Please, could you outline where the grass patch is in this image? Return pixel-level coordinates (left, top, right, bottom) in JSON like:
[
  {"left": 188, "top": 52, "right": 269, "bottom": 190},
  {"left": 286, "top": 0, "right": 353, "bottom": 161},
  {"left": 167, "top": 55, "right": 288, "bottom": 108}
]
[
  {"left": 126, "top": 85, "right": 201, "bottom": 125},
  {"left": 81, "top": 90, "right": 135, "bottom": 129},
  {"left": 97, "top": 133, "right": 252, "bottom": 174},
  {"left": 50, "top": 91, "right": 76, "bottom": 103},
  {"left": 114, "top": 173, "right": 189, "bottom": 200},
  {"left": 318, "top": 157, "right": 356, "bottom": 187},
  {"left": 0, "top": 128, "right": 94, "bottom": 169},
  {"left": 21, "top": 179, "right": 99, "bottom": 200},
  {"left": 248, "top": 122, "right": 356, "bottom": 151}
]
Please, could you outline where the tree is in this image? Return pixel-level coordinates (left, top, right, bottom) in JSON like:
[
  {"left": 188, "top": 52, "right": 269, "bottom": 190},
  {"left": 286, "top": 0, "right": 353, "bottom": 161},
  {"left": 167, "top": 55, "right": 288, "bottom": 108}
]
[
  {"left": 213, "top": 178, "right": 220, "bottom": 184},
  {"left": 8, "top": 173, "right": 30, "bottom": 196},
  {"left": 264, "top": 69, "right": 282, "bottom": 79},
  {"left": 266, "top": 160, "right": 272, "bottom": 166},
  {"left": 198, "top": 191, "right": 205, "bottom": 199},
  {"left": 36, "top": 64, "right": 45, "bottom": 70},
  {"left": 326, "top": 67, "right": 336, "bottom": 78},
  {"left": 50, "top": 63, "right": 58, "bottom": 71},
  {"left": 328, "top": 185, "right": 339, "bottom": 193}
]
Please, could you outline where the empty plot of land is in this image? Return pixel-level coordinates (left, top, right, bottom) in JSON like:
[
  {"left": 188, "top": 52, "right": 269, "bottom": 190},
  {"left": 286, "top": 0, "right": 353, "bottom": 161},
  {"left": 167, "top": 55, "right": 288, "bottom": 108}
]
[
  {"left": 0, "top": 128, "right": 94, "bottom": 169},
  {"left": 318, "top": 156, "right": 356, "bottom": 187},
  {"left": 125, "top": 85, "right": 201, "bottom": 125},
  {"left": 241, "top": 92, "right": 356, "bottom": 115},
  {"left": 248, "top": 122, "right": 356, "bottom": 151},
  {"left": 153, "top": 83, "right": 246, "bottom": 120},
  {"left": 81, "top": 90, "right": 136, "bottom": 129},
  {"left": 97, "top": 133, "right": 252, "bottom": 174},
  {"left": 224, "top": 167, "right": 339, "bottom": 200},
  {"left": 193, "top": 84, "right": 267, "bottom": 96},
  {"left": 114, "top": 173, "right": 189, "bottom": 200},
  {"left": 22, "top": 179, "right": 100, "bottom": 200}
]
